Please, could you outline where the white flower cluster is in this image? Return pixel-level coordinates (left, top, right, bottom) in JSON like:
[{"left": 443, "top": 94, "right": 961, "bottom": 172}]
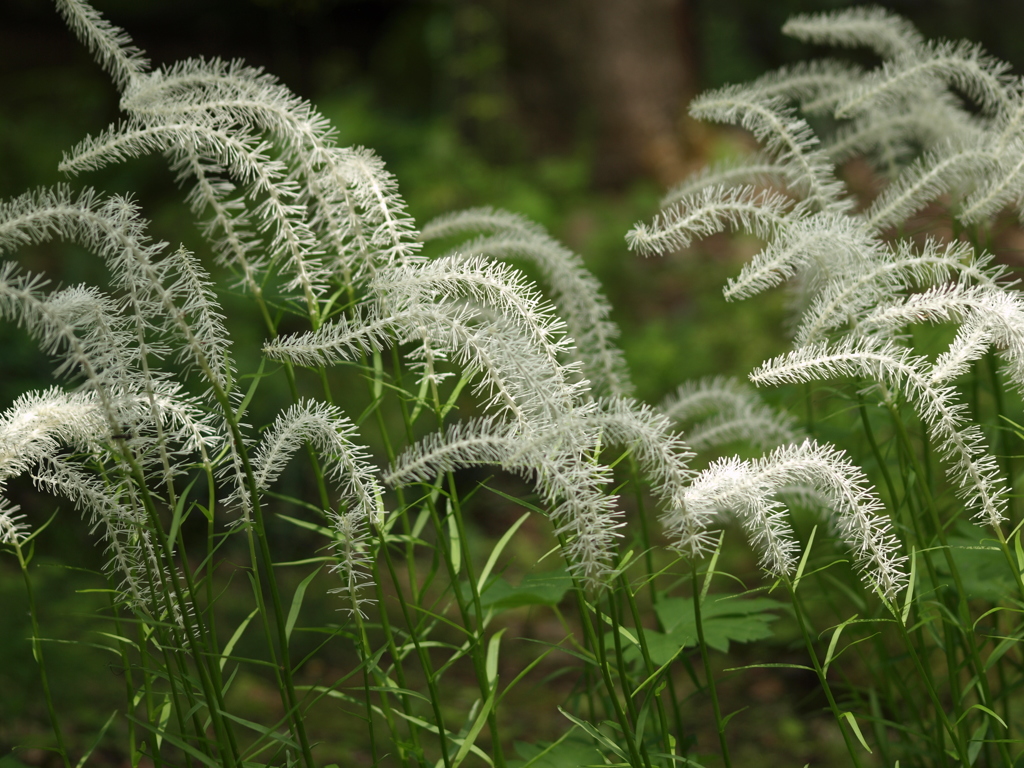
[{"left": 627, "top": 5, "right": 1024, "bottom": 593}]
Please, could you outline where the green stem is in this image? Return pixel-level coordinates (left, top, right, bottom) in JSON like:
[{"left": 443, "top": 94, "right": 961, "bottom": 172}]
[
  {"left": 379, "top": 531, "right": 454, "bottom": 768},
  {"left": 604, "top": 589, "right": 653, "bottom": 768},
  {"left": 443, "top": 473, "right": 507, "bottom": 767},
  {"left": 690, "top": 562, "right": 732, "bottom": 768},
  {"left": 888, "top": 406, "right": 1013, "bottom": 765},
  {"left": 785, "top": 579, "right": 864, "bottom": 768},
  {"left": 14, "top": 541, "right": 71, "bottom": 768},
  {"left": 559, "top": 543, "right": 645, "bottom": 768},
  {"left": 619, "top": 573, "right": 677, "bottom": 767}
]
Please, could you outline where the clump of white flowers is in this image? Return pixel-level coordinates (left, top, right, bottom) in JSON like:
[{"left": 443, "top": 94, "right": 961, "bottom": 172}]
[{"left": 631, "top": 4, "right": 1024, "bottom": 569}]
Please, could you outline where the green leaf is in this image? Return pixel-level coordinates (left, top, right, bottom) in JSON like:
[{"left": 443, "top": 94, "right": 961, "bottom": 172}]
[
  {"left": 1015, "top": 529, "right": 1024, "bottom": 574},
  {"left": 75, "top": 710, "right": 118, "bottom": 768},
  {"left": 447, "top": 513, "right": 462, "bottom": 577},
  {"left": 220, "top": 710, "right": 300, "bottom": 748},
  {"left": 222, "top": 607, "right": 259, "bottom": 672},
  {"left": 235, "top": 357, "right": 268, "bottom": 420},
  {"left": 840, "top": 711, "right": 872, "bottom": 754},
  {"left": 452, "top": 692, "right": 494, "bottom": 768},
  {"left": 932, "top": 524, "right": 1017, "bottom": 603},
  {"left": 286, "top": 566, "right": 323, "bottom": 642},
  {"left": 508, "top": 731, "right": 607, "bottom": 768},
  {"left": 441, "top": 371, "right": 473, "bottom": 420},
  {"left": 557, "top": 709, "right": 628, "bottom": 762},
  {"left": 465, "top": 568, "right": 572, "bottom": 613},
  {"left": 168, "top": 475, "right": 201, "bottom": 545},
  {"left": 793, "top": 524, "right": 817, "bottom": 590},
  {"left": 477, "top": 512, "right": 531, "bottom": 591},
  {"left": 968, "top": 721, "right": 988, "bottom": 766},
  {"left": 963, "top": 703, "right": 1007, "bottom": 730},
  {"left": 486, "top": 629, "right": 505, "bottom": 687},
  {"left": 372, "top": 348, "right": 384, "bottom": 401},
  {"left": 277, "top": 513, "right": 333, "bottom": 538},
  {"left": 901, "top": 546, "right": 916, "bottom": 626},
  {"left": 643, "top": 594, "right": 786, "bottom": 660},
  {"left": 823, "top": 616, "right": 859, "bottom": 675},
  {"left": 127, "top": 713, "right": 221, "bottom": 768}
]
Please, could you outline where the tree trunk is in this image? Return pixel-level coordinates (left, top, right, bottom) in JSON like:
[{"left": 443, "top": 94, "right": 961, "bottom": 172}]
[{"left": 503, "top": 0, "right": 698, "bottom": 188}]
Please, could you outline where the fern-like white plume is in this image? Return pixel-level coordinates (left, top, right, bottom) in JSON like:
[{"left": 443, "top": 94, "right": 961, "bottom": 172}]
[
  {"left": 661, "top": 376, "right": 802, "bottom": 453},
  {"left": 679, "top": 439, "right": 906, "bottom": 600},
  {"left": 422, "top": 208, "right": 630, "bottom": 396},
  {"left": 752, "top": 338, "right": 1009, "bottom": 527},
  {"left": 244, "top": 400, "right": 384, "bottom": 614}
]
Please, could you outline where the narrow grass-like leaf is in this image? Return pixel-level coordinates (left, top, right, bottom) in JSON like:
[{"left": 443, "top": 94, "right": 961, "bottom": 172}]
[
  {"left": 476, "top": 511, "right": 530, "bottom": 591},
  {"left": 840, "top": 711, "right": 873, "bottom": 753},
  {"left": 221, "top": 608, "right": 259, "bottom": 672},
  {"left": 901, "top": 547, "right": 917, "bottom": 626},
  {"left": 451, "top": 692, "right": 495, "bottom": 768},
  {"left": 75, "top": 710, "right": 118, "bottom": 768},
  {"left": 823, "top": 616, "right": 858, "bottom": 675},
  {"left": 793, "top": 524, "right": 817, "bottom": 590},
  {"left": 285, "top": 566, "right": 323, "bottom": 642},
  {"left": 557, "top": 708, "right": 628, "bottom": 762},
  {"left": 485, "top": 628, "right": 505, "bottom": 687}
]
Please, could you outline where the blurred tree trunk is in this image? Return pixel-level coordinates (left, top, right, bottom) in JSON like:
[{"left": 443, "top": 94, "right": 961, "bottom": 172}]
[{"left": 502, "top": 0, "right": 697, "bottom": 188}]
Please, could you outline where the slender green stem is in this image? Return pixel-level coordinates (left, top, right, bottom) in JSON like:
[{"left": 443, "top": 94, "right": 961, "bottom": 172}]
[
  {"left": 690, "top": 562, "right": 732, "bottom": 768},
  {"left": 378, "top": 530, "right": 454, "bottom": 768},
  {"left": 785, "top": 579, "right": 865, "bottom": 768},
  {"left": 627, "top": 455, "right": 693, "bottom": 747},
  {"left": 122, "top": 455, "right": 241, "bottom": 768},
  {"left": 604, "top": 588, "right": 653, "bottom": 768},
  {"left": 443, "top": 473, "right": 507, "bottom": 767},
  {"left": 887, "top": 405, "right": 1014, "bottom": 765},
  {"left": 14, "top": 541, "right": 71, "bottom": 768},
  {"left": 370, "top": 555, "right": 422, "bottom": 764},
  {"left": 586, "top": 590, "right": 647, "bottom": 768},
  {"left": 619, "top": 573, "right": 676, "bottom": 766}
]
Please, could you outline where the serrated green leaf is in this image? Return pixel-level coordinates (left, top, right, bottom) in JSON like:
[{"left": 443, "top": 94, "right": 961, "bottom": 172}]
[
  {"left": 464, "top": 569, "right": 572, "bottom": 612},
  {"left": 508, "top": 731, "right": 607, "bottom": 768},
  {"left": 646, "top": 594, "right": 785, "bottom": 658}
]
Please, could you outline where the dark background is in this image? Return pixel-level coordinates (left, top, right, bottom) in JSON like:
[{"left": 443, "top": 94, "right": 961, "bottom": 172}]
[
  {"left": 6, "top": 0, "right": 1023, "bottom": 404},
  {"left": 5, "top": 0, "right": 1024, "bottom": 195},
  {"left": 3, "top": 3, "right": 1024, "bottom": 765}
]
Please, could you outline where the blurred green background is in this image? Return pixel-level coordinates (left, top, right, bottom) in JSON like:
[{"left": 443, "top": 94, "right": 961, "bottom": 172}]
[
  {"left": 3, "top": 1, "right": 1024, "bottom": 765},
  {"left": 4, "top": 0, "right": 1024, "bottom": 401}
]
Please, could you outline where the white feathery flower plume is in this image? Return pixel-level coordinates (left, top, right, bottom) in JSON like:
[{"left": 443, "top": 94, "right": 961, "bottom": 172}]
[
  {"left": 385, "top": 415, "right": 626, "bottom": 586},
  {"left": 679, "top": 439, "right": 907, "bottom": 600},
  {"left": 627, "top": 184, "right": 798, "bottom": 258},
  {"left": 0, "top": 388, "right": 186, "bottom": 619},
  {"left": 792, "top": 239, "right": 998, "bottom": 347},
  {"left": 421, "top": 207, "right": 631, "bottom": 397},
  {"left": 55, "top": 0, "right": 150, "bottom": 90},
  {"left": 687, "top": 87, "right": 851, "bottom": 211},
  {"left": 268, "top": 258, "right": 588, "bottom": 432},
  {"left": 107, "top": 57, "right": 422, "bottom": 288},
  {"left": 244, "top": 401, "right": 384, "bottom": 614},
  {"left": 834, "top": 39, "right": 1016, "bottom": 122},
  {"left": 753, "top": 338, "right": 1009, "bottom": 528},
  {"left": 782, "top": 6, "right": 926, "bottom": 61},
  {"left": 856, "top": 283, "right": 1024, "bottom": 392},
  {"left": 661, "top": 376, "right": 802, "bottom": 453},
  {"left": 0, "top": 500, "right": 27, "bottom": 545}
]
